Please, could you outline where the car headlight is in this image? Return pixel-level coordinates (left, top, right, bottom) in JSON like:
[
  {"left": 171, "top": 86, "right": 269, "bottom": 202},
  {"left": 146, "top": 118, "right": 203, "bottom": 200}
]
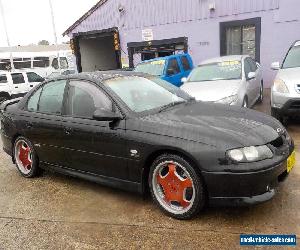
[
  {"left": 273, "top": 79, "right": 289, "bottom": 93},
  {"left": 227, "top": 145, "right": 273, "bottom": 163},
  {"left": 215, "top": 94, "right": 238, "bottom": 105}
]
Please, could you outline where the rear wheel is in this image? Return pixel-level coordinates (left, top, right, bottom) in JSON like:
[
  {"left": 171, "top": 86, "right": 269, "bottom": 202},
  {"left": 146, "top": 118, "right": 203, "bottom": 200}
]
[
  {"left": 14, "top": 136, "right": 41, "bottom": 178},
  {"left": 149, "top": 154, "right": 206, "bottom": 220}
]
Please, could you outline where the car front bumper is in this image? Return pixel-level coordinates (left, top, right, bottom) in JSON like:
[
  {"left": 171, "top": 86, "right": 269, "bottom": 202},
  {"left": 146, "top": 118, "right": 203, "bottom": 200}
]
[
  {"left": 202, "top": 152, "right": 293, "bottom": 207},
  {"left": 271, "top": 89, "right": 300, "bottom": 115}
]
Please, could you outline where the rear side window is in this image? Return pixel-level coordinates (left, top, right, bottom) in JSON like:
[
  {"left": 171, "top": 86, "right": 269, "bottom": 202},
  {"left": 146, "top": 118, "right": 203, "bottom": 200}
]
[
  {"left": 0, "top": 74, "right": 7, "bottom": 83},
  {"left": 181, "top": 56, "right": 192, "bottom": 71},
  {"left": 27, "top": 72, "right": 44, "bottom": 83},
  {"left": 11, "top": 73, "right": 25, "bottom": 84},
  {"left": 27, "top": 88, "right": 42, "bottom": 112},
  {"left": 38, "top": 80, "right": 67, "bottom": 115},
  {"left": 167, "top": 58, "right": 180, "bottom": 75}
]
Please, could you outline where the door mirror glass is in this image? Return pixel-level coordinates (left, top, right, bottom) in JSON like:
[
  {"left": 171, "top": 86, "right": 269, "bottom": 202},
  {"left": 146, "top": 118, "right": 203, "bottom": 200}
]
[
  {"left": 93, "top": 109, "right": 121, "bottom": 121},
  {"left": 271, "top": 62, "right": 280, "bottom": 70},
  {"left": 181, "top": 77, "right": 188, "bottom": 83},
  {"left": 247, "top": 72, "right": 256, "bottom": 80}
]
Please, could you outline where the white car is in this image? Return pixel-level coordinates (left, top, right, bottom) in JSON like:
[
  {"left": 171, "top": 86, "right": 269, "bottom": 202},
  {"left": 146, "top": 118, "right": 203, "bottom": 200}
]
[
  {"left": 181, "top": 55, "right": 263, "bottom": 108},
  {"left": 0, "top": 71, "right": 44, "bottom": 102},
  {"left": 271, "top": 40, "right": 300, "bottom": 123}
]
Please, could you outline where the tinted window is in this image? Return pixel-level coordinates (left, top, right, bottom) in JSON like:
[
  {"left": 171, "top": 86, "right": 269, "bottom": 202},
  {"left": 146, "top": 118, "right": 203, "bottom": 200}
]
[
  {"left": 67, "top": 81, "right": 112, "bottom": 118},
  {"left": 27, "top": 72, "right": 44, "bottom": 83},
  {"left": 11, "top": 73, "right": 25, "bottom": 84},
  {"left": 167, "top": 59, "right": 180, "bottom": 75},
  {"left": 38, "top": 80, "right": 66, "bottom": 114},
  {"left": 247, "top": 57, "right": 257, "bottom": 72},
  {"left": 0, "top": 74, "right": 7, "bottom": 83},
  {"left": 27, "top": 88, "right": 42, "bottom": 112},
  {"left": 181, "top": 56, "right": 192, "bottom": 71},
  {"left": 33, "top": 57, "right": 50, "bottom": 68},
  {"left": 244, "top": 59, "right": 252, "bottom": 77}
]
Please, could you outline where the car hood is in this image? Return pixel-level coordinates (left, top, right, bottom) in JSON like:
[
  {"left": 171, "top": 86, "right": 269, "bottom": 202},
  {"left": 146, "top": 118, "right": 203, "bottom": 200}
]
[
  {"left": 181, "top": 80, "right": 241, "bottom": 102},
  {"left": 136, "top": 102, "right": 282, "bottom": 149}
]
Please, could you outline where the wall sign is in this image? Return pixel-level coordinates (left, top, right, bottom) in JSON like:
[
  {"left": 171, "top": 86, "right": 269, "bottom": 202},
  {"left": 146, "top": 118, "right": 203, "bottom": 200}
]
[{"left": 142, "top": 29, "right": 153, "bottom": 41}]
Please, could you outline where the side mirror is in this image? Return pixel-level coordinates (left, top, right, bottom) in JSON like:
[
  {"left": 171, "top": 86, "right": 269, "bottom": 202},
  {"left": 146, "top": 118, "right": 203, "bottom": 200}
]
[
  {"left": 93, "top": 109, "right": 121, "bottom": 121},
  {"left": 271, "top": 62, "right": 280, "bottom": 70},
  {"left": 167, "top": 68, "right": 175, "bottom": 76},
  {"left": 247, "top": 72, "right": 256, "bottom": 80},
  {"left": 181, "top": 77, "right": 188, "bottom": 83}
]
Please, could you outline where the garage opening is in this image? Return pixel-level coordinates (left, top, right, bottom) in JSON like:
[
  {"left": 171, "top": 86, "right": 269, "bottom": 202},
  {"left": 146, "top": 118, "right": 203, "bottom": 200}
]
[
  {"left": 127, "top": 37, "right": 188, "bottom": 68},
  {"left": 73, "top": 28, "right": 121, "bottom": 72}
]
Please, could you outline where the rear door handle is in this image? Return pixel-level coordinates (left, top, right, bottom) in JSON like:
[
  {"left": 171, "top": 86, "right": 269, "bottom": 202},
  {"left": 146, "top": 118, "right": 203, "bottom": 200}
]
[
  {"left": 26, "top": 122, "right": 33, "bottom": 129},
  {"left": 30, "top": 85, "right": 33, "bottom": 87},
  {"left": 15, "top": 86, "right": 18, "bottom": 88},
  {"left": 64, "top": 127, "right": 72, "bottom": 135}
]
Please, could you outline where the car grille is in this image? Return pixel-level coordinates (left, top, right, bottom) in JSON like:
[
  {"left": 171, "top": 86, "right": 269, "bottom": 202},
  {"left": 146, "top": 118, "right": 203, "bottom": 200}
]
[
  {"left": 296, "top": 84, "right": 300, "bottom": 94},
  {"left": 270, "top": 136, "right": 284, "bottom": 148}
]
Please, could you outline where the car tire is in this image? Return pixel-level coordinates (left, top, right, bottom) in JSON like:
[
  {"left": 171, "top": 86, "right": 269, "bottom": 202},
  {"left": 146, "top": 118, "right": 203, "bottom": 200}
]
[
  {"left": 13, "top": 136, "right": 41, "bottom": 178},
  {"left": 149, "top": 154, "right": 206, "bottom": 220},
  {"left": 242, "top": 97, "right": 248, "bottom": 108},
  {"left": 257, "top": 82, "right": 263, "bottom": 103}
]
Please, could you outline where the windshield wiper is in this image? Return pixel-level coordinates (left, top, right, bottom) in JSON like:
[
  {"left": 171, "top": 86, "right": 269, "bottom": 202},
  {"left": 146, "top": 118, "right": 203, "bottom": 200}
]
[{"left": 158, "top": 101, "right": 187, "bottom": 113}]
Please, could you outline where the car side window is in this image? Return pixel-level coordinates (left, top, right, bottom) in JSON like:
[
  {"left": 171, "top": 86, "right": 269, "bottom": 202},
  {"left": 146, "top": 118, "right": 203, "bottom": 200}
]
[
  {"left": 167, "top": 58, "right": 180, "bottom": 76},
  {"left": 38, "top": 80, "right": 67, "bottom": 115},
  {"left": 27, "top": 72, "right": 44, "bottom": 83},
  {"left": 27, "top": 88, "right": 42, "bottom": 112},
  {"left": 244, "top": 59, "right": 252, "bottom": 78},
  {"left": 11, "top": 73, "right": 25, "bottom": 84},
  {"left": 67, "top": 81, "right": 113, "bottom": 119},
  {"left": 0, "top": 74, "right": 7, "bottom": 83},
  {"left": 181, "top": 56, "right": 192, "bottom": 71},
  {"left": 248, "top": 58, "right": 258, "bottom": 72}
]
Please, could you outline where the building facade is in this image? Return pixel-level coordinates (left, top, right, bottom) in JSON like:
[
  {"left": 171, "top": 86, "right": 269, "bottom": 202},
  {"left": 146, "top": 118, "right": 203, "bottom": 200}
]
[{"left": 64, "top": 0, "right": 300, "bottom": 87}]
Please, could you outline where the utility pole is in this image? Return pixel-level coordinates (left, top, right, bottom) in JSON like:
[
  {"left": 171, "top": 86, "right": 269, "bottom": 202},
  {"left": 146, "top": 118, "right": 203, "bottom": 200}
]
[
  {"left": 48, "top": 0, "right": 61, "bottom": 70},
  {"left": 0, "top": 0, "right": 14, "bottom": 70}
]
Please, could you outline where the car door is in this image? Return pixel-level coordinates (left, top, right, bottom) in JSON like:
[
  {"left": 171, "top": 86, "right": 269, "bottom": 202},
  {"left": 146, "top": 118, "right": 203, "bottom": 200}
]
[
  {"left": 20, "top": 79, "right": 68, "bottom": 166},
  {"left": 10, "top": 72, "right": 29, "bottom": 97},
  {"left": 244, "top": 58, "right": 257, "bottom": 105},
  {"left": 26, "top": 72, "right": 45, "bottom": 90},
  {"left": 163, "top": 58, "right": 182, "bottom": 87},
  {"left": 61, "top": 80, "right": 128, "bottom": 180}
]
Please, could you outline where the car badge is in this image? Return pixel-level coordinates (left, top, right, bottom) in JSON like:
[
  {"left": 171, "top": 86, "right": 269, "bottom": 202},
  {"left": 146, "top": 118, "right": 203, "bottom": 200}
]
[{"left": 276, "top": 128, "right": 282, "bottom": 133}]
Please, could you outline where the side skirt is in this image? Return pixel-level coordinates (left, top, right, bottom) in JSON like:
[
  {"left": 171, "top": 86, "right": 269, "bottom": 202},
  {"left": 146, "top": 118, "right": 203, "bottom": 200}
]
[{"left": 40, "top": 161, "right": 143, "bottom": 194}]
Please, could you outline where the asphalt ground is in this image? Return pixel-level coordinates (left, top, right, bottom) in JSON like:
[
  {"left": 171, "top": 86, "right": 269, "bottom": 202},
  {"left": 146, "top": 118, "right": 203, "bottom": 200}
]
[{"left": 0, "top": 90, "right": 299, "bottom": 249}]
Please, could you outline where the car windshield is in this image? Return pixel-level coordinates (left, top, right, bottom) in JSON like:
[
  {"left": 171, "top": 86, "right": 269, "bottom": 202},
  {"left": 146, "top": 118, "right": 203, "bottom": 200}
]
[
  {"left": 104, "top": 76, "right": 189, "bottom": 113},
  {"left": 188, "top": 61, "right": 242, "bottom": 82},
  {"left": 134, "top": 60, "right": 166, "bottom": 76},
  {"left": 282, "top": 45, "right": 300, "bottom": 69}
]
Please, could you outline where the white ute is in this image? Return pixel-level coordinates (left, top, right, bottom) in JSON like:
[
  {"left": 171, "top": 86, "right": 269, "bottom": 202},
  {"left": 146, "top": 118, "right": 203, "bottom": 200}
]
[{"left": 0, "top": 71, "right": 44, "bottom": 103}]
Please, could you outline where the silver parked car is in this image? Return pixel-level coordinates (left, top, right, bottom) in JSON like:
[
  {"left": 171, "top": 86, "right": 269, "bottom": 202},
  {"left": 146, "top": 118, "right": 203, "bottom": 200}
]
[
  {"left": 271, "top": 40, "right": 300, "bottom": 122},
  {"left": 181, "top": 55, "right": 263, "bottom": 108}
]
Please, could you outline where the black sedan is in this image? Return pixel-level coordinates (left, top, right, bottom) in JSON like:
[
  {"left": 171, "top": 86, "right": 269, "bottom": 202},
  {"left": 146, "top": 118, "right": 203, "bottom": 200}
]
[{"left": 0, "top": 71, "right": 296, "bottom": 219}]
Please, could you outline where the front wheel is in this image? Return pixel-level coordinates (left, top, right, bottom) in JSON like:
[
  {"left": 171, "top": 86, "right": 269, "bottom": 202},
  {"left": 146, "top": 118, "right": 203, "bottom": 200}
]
[
  {"left": 149, "top": 154, "right": 206, "bottom": 220},
  {"left": 14, "top": 136, "right": 41, "bottom": 178}
]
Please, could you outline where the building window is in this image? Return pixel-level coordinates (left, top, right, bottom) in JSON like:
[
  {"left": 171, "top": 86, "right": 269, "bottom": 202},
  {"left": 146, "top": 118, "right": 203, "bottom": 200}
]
[{"left": 220, "top": 18, "right": 261, "bottom": 62}]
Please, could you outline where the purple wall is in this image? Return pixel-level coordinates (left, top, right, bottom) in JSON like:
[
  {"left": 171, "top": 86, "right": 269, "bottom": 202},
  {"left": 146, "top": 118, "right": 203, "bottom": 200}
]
[{"left": 66, "top": 0, "right": 300, "bottom": 87}]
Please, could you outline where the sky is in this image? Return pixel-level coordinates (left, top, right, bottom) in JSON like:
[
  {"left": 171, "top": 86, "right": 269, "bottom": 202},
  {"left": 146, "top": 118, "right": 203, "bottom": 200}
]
[{"left": 0, "top": 0, "right": 99, "bottom": 46}]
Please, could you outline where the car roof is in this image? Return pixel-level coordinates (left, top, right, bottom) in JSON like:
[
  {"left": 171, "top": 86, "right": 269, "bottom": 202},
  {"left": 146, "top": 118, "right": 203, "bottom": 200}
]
[
  {"left": 199, "top": 55, "right": 246, "bottom": 65},
  {"left": 137, "top": 54, "right": 189, "bottom": 64},
  {"left": 49, "top": 70, "right": 154, "bottom": 83},
  {"left": 0, "top": 70, "right": 26, "bottom": 75}
]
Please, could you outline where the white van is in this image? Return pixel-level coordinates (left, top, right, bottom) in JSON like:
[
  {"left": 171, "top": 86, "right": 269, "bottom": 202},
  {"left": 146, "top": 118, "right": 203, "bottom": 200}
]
[{"left": 0, "top": 71, "right": 44, "bottom": 102}]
